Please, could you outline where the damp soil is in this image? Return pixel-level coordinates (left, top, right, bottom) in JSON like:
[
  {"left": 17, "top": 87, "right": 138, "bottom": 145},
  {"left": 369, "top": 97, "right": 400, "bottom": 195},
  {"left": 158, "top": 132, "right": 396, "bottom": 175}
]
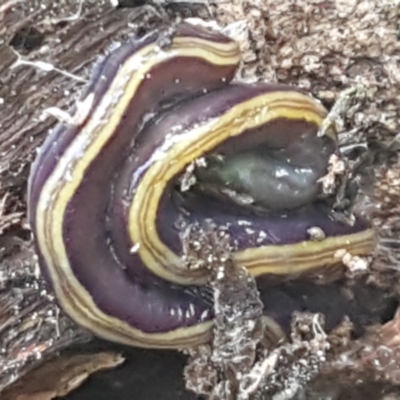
[{"left": 62, "top": 344, "right": 197, "bottom": 400}]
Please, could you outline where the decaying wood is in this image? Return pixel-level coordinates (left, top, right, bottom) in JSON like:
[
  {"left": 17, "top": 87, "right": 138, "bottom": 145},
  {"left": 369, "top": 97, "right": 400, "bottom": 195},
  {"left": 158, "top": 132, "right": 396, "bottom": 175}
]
[
  {"left": 1, "top": 351, "right": 125, "bottom": 400},
  {"left": 0, "top": 0, "right": 400, "bottom": 399}
]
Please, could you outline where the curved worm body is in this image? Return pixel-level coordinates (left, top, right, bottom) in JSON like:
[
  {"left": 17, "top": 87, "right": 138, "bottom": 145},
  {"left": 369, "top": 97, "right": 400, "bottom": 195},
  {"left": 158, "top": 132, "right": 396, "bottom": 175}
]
[{"left": 28, "top": 23, "right": 376, "bottom": 348}]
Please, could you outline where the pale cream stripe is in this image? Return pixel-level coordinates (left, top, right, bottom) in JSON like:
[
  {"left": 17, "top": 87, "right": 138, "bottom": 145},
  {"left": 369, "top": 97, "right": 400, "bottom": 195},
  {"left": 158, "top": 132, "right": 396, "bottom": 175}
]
[
  {"left": 236, "top": 229, "right": 376, "bottom": 276},
  {"left": 130, "top": 93, "right": 331, "bottom": 284},
  {"left": 34, "top": 36, "right": 240, "bottom": 347}
]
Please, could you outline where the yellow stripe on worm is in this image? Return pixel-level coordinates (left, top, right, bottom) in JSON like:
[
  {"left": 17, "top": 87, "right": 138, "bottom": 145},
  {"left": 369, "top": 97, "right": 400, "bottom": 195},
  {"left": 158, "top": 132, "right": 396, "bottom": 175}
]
[
  {"left": 28, "top": 23, "right": 376, "bottom": 348},
  {"left": 129, "top": 93, "right": 365, "bottom": 285}
]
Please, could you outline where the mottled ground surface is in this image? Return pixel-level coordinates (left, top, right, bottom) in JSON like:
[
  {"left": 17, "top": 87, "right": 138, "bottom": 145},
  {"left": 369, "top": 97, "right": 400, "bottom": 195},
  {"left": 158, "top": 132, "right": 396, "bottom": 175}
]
[{"left": 0, "top": 0, "right": 400, "bottom": 399}]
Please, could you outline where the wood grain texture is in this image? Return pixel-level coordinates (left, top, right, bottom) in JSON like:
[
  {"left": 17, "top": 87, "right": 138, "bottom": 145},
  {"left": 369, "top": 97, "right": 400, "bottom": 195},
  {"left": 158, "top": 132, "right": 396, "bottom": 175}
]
[{"left": 1, "top": 1, "right": 400, "bottom": 398}]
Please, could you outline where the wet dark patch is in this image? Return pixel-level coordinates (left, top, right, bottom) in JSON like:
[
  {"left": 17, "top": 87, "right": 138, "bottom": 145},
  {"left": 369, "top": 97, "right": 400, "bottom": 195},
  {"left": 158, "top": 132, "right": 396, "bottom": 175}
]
[
  {"left": 9, "top": 26, "right": 45, "bottom": 52},
  {"left": 62, "top": 342, "right": 198, "bottom": 400}
]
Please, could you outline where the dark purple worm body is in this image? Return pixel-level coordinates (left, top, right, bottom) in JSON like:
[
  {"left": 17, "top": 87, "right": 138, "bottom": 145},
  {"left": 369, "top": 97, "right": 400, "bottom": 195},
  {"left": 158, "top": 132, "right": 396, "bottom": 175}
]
[{"left": 28, "top": 23, "right": 376, "bottom": 348}]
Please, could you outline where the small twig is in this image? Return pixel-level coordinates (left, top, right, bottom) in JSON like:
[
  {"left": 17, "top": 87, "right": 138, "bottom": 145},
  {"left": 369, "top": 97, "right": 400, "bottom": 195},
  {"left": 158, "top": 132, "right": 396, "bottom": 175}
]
[
  {"left": 10, "top": 49, "right": 87, "bottom": 83},
  {"left": 318, "top": 85, "right": 367, "bottom": 138}
]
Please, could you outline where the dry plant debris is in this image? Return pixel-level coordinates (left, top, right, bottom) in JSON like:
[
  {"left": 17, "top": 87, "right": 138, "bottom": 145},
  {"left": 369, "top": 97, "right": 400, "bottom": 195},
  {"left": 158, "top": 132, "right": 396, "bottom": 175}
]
[
  {"left": 180, "top": 222, "right": 400, "bottom": 399},
  {"left": 0, "top": 351, "right": 125, "bottom": 400},
  {"left": 183, "top": 223, "right": 266, "bottom": 399},
  {"left": 181, "top": 223, "right": 332, "bottom": 400}
]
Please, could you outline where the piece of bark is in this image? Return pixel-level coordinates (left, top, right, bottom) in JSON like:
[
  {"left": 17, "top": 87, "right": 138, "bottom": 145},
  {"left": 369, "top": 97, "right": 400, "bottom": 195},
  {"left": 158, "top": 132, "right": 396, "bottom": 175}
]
[{"left": 1, "top": 351, "right": 125, "bottom": 400}]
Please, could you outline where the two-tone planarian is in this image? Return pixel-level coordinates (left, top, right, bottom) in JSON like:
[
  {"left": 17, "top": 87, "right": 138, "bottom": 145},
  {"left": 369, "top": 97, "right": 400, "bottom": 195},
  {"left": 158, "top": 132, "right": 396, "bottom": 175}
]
[{"left": 28, "top": 23, "right": 376, "bottom": 348}]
